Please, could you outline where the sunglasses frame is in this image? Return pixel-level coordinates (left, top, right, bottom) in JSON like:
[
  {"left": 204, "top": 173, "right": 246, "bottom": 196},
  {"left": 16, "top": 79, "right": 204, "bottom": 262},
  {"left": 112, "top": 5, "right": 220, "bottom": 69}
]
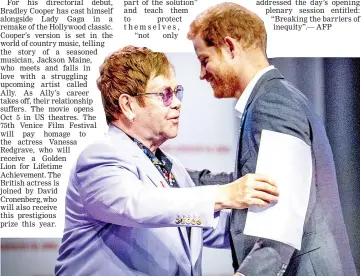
[{"left": 133, "top": 85, "right": 184, "bottom": 107}]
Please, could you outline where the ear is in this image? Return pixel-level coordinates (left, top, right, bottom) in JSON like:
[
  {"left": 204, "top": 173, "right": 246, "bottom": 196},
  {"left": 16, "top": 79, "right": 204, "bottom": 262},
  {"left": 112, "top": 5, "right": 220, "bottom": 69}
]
[
  {"left": 118, "top": 94, "right": 136, "bottom": 121},
  {"left": 223, "top": 36, "right": 237, "bottom": 59}
]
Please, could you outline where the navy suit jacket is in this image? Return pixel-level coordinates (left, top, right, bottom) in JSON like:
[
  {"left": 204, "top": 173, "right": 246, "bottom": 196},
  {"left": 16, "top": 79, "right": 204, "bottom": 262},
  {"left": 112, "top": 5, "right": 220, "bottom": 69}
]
[{"left": 190, "top": 69, "right": 357, "bottom": 276}]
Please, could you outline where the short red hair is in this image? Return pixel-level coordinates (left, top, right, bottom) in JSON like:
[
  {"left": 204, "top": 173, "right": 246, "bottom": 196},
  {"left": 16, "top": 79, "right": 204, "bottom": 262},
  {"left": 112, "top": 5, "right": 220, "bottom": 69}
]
[
  {"left": 97, "top": 46, "right": 172, "bottom": 124},
  {"left": 187, "top": 2, "right": 267, "bottom": 52}
]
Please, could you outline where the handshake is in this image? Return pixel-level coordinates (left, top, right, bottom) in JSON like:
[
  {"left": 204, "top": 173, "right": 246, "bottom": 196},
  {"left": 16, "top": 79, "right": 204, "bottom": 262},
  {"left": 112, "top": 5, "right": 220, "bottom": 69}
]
[{"left": 214, "top": 174, "right": 278, "bottom": 211}]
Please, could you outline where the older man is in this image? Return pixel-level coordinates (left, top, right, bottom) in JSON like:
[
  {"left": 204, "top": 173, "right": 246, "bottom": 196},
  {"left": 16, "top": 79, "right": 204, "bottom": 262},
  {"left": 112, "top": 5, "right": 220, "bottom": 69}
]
[
  {"left": 187, "top": 3, "right": 357, "bottom": 276},
  {"left": 55, "top": 46, "right": 278, "bottom": 276}
]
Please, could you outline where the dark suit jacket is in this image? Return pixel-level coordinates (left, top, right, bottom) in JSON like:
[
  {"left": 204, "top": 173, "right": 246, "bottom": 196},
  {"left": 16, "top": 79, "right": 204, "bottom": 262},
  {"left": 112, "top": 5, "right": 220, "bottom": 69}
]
[{"left": 189, "top": 69, "right": 357, "bottom": 276}]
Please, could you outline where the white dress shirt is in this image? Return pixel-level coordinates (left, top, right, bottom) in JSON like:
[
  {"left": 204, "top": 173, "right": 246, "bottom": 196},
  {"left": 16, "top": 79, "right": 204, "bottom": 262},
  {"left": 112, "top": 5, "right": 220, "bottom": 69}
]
[{"left": 234, "top": 65, "right": 274, "bottom": 118}]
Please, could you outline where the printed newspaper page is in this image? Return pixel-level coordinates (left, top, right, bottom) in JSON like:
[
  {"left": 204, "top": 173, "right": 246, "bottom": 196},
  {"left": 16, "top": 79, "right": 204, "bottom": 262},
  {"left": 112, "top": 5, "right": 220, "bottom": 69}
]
[{"left": 0, "top": 0, "right": 359, "bottom": 275}]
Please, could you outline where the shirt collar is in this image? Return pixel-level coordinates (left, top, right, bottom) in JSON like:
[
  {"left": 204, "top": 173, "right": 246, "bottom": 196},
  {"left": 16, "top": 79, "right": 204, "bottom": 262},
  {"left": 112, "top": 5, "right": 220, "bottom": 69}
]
[
  {"left": 128, "top": 135, "right": 173, "bottom": 172},
  {"left": 234, "top": 65, "right": 274, "bottom": 118}
]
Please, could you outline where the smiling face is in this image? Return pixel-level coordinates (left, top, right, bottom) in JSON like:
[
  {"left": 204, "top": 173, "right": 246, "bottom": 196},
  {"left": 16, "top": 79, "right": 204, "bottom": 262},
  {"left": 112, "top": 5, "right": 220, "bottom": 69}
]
[
  {"left": 133, "top": 73, "right": 182, "bottom": 148},
  {"left": 193, "top": 35, "right": 240, "bottom": 99}
]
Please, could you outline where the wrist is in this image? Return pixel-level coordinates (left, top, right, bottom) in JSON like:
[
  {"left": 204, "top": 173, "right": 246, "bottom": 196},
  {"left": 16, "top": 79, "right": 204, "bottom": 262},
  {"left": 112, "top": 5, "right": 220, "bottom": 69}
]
[{"left": 214, "top": 185, "right": 230, "bottom": 211}]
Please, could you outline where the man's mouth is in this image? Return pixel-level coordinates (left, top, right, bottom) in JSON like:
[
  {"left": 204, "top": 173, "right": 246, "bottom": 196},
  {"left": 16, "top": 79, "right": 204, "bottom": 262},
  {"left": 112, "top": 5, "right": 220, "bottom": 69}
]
[
  {"left": 168, "top": 115, "right": 179, "bottom": 121},
  {"left": 207, "top": 76, "right": 216, "bottom": 85}
]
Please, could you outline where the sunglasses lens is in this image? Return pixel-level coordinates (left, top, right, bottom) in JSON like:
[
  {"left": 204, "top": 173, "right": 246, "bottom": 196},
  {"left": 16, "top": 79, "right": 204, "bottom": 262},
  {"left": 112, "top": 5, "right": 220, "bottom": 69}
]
[
  {"left": 175, "top": 85, "right": 184, "bottom": 101},
  {"left": 162, "top": 86, "right": 183, "bottom": 106},
  {"left": 163, "top": 87, "right": 173, "bottom": 106}
]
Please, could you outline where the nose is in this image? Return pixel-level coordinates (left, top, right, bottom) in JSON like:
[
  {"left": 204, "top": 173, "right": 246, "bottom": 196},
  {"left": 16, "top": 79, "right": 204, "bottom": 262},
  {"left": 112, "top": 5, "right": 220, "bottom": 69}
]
[
  {"left": 199, "top": 66, "right": 206, "bottom": 80},
  {"left": 170, "top": 93, "right": 181, "bottom": 110}
]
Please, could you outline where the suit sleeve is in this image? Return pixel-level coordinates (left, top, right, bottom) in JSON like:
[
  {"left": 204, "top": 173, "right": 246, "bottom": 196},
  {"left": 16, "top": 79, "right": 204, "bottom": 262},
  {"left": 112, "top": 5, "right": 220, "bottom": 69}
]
[
  {"left": 76, "top": 143, "right": 220, "bottom": 228},
  {"left": 166, "top": 154, "right": 232, "bottom": 248},
  {"left": 236, "top": 90, "right": 311, "bottom": 275},
  {"left": 187, "top": 169, "right": 234, "bottom": 186}
]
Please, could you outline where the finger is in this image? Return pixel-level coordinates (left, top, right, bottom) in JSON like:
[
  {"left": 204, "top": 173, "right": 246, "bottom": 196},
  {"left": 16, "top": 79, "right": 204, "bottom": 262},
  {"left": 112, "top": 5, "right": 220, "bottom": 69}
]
[
  {"left": 253, "top": 181, "right": 279, "bottom": 196},
  {"left": 252, "top": 190, "right": 278, "bottom": 203},
  {"left": 233, "top": 198, "right": 269, "bottom": 209},
  {"left": 251, "top": 174, "right": 277, "bottom": 187},
  {"left": 248, "top": 197, "right": 270, "bottom": 207}
]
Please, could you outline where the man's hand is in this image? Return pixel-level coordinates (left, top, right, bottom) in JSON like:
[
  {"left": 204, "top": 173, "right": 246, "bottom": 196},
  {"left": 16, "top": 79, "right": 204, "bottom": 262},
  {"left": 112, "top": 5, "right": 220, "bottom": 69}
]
[{"left": 215, "top": 174, "right": 278, "bottom": 211}]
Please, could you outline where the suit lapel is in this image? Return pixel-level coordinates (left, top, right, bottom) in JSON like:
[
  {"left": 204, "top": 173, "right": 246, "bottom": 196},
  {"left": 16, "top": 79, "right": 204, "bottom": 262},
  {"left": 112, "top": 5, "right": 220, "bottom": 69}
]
[
  {"left": 233, "top": 69, "right": 287, "bottom": 232},
  {"left": 108, "top": 125, "right": 169, "bottom": 188},
  {"left": 244, "top": 68, "right": 285, "bottom": 112},
  {"left": 170, "top": 162, "right": 192, "bottom": 259},
  {"left": 234, "top": 68, "right": 285, "bottom": 178},
  {"left": 134, "top": 155, "right": 169, "bottom": 188},
  {"left": 190, "top": 228, "right": 203, "bottom": 267},
  {"left": 171, "top": 161, "right": 206, "bottom": 268}
]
